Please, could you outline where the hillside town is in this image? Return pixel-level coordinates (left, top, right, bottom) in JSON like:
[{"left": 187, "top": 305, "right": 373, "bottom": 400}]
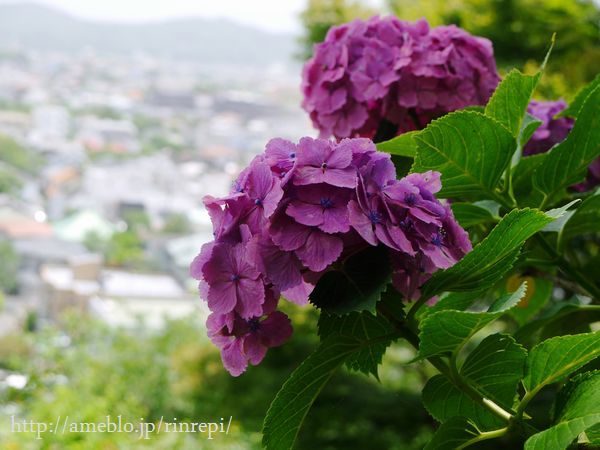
[{"left": 0, "top": 43, "right": 314, "bottom": 338}]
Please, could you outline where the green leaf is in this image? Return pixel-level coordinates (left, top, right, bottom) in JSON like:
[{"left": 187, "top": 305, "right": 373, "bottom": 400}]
[
  {"left": 417, "top": 283, "right": 526, "bottom": 360},
  {"left": 522, "top": 331, "right": 600, "bottom": 395},
  {"left": 423, "top": 291, "right": 482, "bottom": 317},
  {"left": 376, "top": 130, "right": 418, "bottom": 157},
  {"left": 423, "top": 417, "right": 482, "bottom": 450},
  {"left": 317, "top": 311, "right": 394, "bottom": 377},
  {"left": 559, "top": 73, "right": 600, "bottom": 118},
  {"left": 263, "top": 326, "right": 399, "bottom": 450},
  {"left": 421, "top": 208, "right": 561, "bottom": 298},
  {"left": 532, "top": 85, "right": 600, "bottom": 207},
  {"left": 508, "top": 277, "right": 553, "bottom": 326},
  {"left": 412, "top": 110, "right": 515, "bottom": 200},
  {"left": 485, "top": 69, "right": 541, "bottom": 137},
  {"left": 309, "top": 245, "right": 390, "bottom": 315},
  {"left": 450, "top": 202, "right": 497, "bottom": 228},
  {"left": 524, "top": 414, "right": 600, "bottom": 450},
  {"left": 519, "top": 114, "right": 543, "bottom": 152},
  {"left": 512, "top": 153, "right": 547, "bottom": 207},
  {"left": 554, "top": 371, "right": 600, "bottom": 422},
  {"left": 423, "top": 334, "right": 527, "bottom": 429},
  {"left": 559, "top": 189, "right": 600, "bottom": 250}
]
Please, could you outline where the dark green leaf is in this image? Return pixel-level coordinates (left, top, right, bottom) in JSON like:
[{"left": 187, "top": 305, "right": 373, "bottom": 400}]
[
  {"left": 512, "top": 153, "right": 547, "bottom": 207},
  {"left": 309, "top": 245, "right": 390, "bottom": 315},
  {"left": 317, "top": 311, "right": 394, "bottom": 376},
  {"left": 417, "top": 284, "right": 526, "bottom": 360},
  {"left": 423, "top": 334, "right": 527, "bottom": 429},
  {"left": 559, "top": 189, "right": 600, "bottom": 250},
  {"left": 423, "top": 417, "right": 481, "bottom": 450},
  {"left": 508, "top": 276, "right": 553, "bottom": 326},
  {"left": 450, "top": 202, "right": 498, "bottom": 228},
  {"left": 421, "top": 208, "right": 563, "bottom": 298},
  {"left": 559, "top": 73, "right": 600, "bottom": 118},
  {"left": 532, "top": 85, "right": 600, "bottom": 207},
  {"left": 413, "top": 110, "right": 515, "bottom": 200}
]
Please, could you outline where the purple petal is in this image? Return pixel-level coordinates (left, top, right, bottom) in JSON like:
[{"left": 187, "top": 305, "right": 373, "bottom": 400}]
[{"left": 295, "top": 231, "right": 343, "bottom": 272}]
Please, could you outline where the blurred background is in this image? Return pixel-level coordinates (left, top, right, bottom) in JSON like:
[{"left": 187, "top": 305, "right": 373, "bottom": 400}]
[{"left": 0, "top": 1, "right": 597, "bottom": 448}]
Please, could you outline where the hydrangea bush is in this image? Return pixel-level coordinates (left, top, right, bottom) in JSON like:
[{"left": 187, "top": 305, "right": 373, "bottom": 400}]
[{"left": 191, "top": 17, "right": 600, "bottom": 450}]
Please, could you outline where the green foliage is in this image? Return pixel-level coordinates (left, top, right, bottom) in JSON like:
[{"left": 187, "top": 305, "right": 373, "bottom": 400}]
[
  {"left": 0, "top": 134, "right": 44, "bottom": 173},
  {"left": 309, "top": 245, "right": 390, "bottom": 314},
  {"left": 423, "top": 417, "right": 482, "bottom": 450},
  {"left": 450, "top": 202, "right": 498, "bottom": 228},
  {"left": 0, "top": 238, "right": 21, "bottom": 294},
  {"left": 375, "top": 131, "right": 418, "bottom": 157},
  {"left": 532, "top": 85, "right": 600, "bottom": 207},
  {"left": 417, "top": 283, "right": 526, "bottom": 359},
  {"left": 412, "top": 111, "right": 515, "bottom": 200},
  {"left": 104, "top": 231, "right": 145, "bottom": 267}
]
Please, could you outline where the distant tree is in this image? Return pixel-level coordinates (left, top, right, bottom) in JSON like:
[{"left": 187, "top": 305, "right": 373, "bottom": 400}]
[
  {"left": 0, "top": 169, "right": 22, "bottom": 195},
  {"left": 0, "top": 239, "right": 20, "bottom": 294},
  {"left": 162, "top": 213, "right": 193, "bottom": 235},
  {"left": 0, "top": 134, "right": 44, "bottom": 173},
  {"left": 386, "top": 0, "right": 600, "bottom": 98},
  {"left": 104, "top": 231, "right": 144, "bottom": 267},
  {"left": 299, "top": 0, "right": 377, "bottom": 59}
]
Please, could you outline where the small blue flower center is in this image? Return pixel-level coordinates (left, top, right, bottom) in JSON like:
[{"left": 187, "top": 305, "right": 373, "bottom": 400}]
[
  {"left": 230, "top": 274, "right": 240, "bottom": 282},
  {"left": 431, "top": 233, "right": 443, "bottom": 247},
  {"left": 405, "top": 193, "right": 417, "bottom": 206},
  {"left": 320, "top": 197, "right": 334, "bottom": 209},
  {"left": 289, "top": 152, "right": 296, "bottom": 159},
  {"left": 254, "top": 198, "right": 263, "bottom": 206},
  {"left": 321, "top": 162, "right": 328, "bottom": 170},
  {"left": 400, "top": 218, "right": 412, "bottom": 230},
  {"left": 368, "top": 210, "right": 382, "bottom": 224},
  {"left": 247, "top": 317, "right": 261, "bottom": 333}
]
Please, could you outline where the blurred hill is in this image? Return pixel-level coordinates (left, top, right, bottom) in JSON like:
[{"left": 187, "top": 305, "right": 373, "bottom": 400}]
[{"left": 0, "top": 2, "right": 296, "bottom": 65}]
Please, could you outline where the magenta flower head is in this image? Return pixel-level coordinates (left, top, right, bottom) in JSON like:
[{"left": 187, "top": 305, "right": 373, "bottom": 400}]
[
  {"left": 190, "top": 136, "right": 471, "bottom": 376},
  {"left": 524, "top": 99, "right": 598, "bottom": 191},
  {"left": 301, "top": 16, "right": 500, "bottom": 140}
]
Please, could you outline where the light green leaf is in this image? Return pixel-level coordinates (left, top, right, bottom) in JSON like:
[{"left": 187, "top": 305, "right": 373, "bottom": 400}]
[
  {"left": 485, "top": 69, "right": 541, "bottom": 137},
  {"left": 532, "top": 85, "right": 600, "bottom": 207},
  {"left": 376, "top": 130, "right": 418, "bottom": 157},
  {"left": 421, "top": 208, "right": 562, "bottom": 298},
  {"left": 423, "top": 334, "right": 527, "bottom": 429},
  {"left": 417, "top": 284, "right": 526, "bottom": 360},
  {"left": 519, "top": 114, "right": 543, "bottom": 151},
  {"left": 450, "top": 202, "right": 498, "bottom": 228},
  {"left": 423, "top": 417, "right": 483, "bottom": 450},
  {"left": 423, "top": 291, "right": 482, "bottom": 317},
  {"left": 317, "top": 311, "right": 394, "bottom": 377},
  {"left": 559, "top": 73, "right": 600, "bottom": 118},
  {"left": 413, "top": 111, "right": 515, "bottom": 200},
  {"left": 554, "top": 371, "right": 600, "bottom": 422},
  {"left": 522, "top": 331, "right": 600, "bottom": 395},
  {"left": 524, "top": 414, "right": 600, "bottom": 450}
]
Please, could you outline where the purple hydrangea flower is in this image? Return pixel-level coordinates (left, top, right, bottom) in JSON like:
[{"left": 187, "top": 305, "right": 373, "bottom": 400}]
[
  {"left": 524, "top": 99, "right": 598, "bottom": 191},
  {"left": 302, "top": 16, "right": 500, "bottom": 139},
  {"left": 191, "top": 136, "right": 471, "bottom": 375}
]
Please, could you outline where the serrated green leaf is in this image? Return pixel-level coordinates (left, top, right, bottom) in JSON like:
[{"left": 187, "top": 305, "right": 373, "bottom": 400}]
[
  {"left": 412, "top": 111, "right": 515, "bottom": 200},
  {"left": 554, "top": 371, "right": 600, "bottom": 422},
  {"left": 522, "top": 331, "right": 600, "bottom": 396},
  {"left": 423, "top": 334, "right": 527, "bottom": 429},
  {"left": 508, "top": 277, "right": 553, "bottom": 326},
  {"left": 424, "top": 417, "right": 482, "bottom": 450},
  {"left": 559, "top": 189, "right": 600, "bottom": 250},
  {"left": 317, "top": 311, "right": 394, "bottom": 377},
  {"left": 417, "top": 283, "right": 526, "bottom": 360},
  {"left": 485, "top": 69, "right": 541, "bottom": 137},
  {"left": 524, "top": 414, "right": 600, "bottom": 450},
  {"left": 423, "top": 291, "right": 482, "bottom": 317},
  {"left": 559, "top": 73, "right": 600, "bottom": 118},
  {"left": 309, "top": 245, "right": 390, "bottom": 315},
  {"left": 450, "top": 202, "right": 497, "bottom": 228},
  {"left": 532, "top": 85, "right": 600, "bottom": 207},
  {"left": 421, "top": 208, "right": 558, "bottom": 298},
  {"left": 376, "top": 130, "right": 418, "bottom": 157},
  {"left": 263, "top": 328, "right": 399, "bottom": 450}
]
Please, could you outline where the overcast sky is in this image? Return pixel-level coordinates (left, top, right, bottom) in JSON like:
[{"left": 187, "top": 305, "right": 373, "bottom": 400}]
[{"left": 0, "top": 0, "right": 381, "bottom": 34}]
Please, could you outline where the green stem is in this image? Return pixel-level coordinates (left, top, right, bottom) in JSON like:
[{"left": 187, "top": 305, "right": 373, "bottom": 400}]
[
  {"left": 459, "top": 427, "right": 509, "bottom": 449},
  {"left": 376, "top": 305, "right": 515, "bottom": 424}
]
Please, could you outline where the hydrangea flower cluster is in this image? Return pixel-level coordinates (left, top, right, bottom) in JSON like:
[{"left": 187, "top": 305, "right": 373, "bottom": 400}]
[
  {"left": 190, "top": 137, "right": 471, "bottom": 376},
  {"left": 524, "top": 99, "right": 599, "bottom": 191},
  {"left": 301, "top": 16, "right": 500, "bottom": 140}
]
